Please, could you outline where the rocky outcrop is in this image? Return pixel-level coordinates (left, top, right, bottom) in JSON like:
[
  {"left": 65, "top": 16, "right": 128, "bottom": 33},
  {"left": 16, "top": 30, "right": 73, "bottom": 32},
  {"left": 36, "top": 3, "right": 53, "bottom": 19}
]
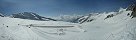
[
  {"left": 126, "top": 3, "right": 136, "bottom": 18},
  {"left": 0, "top": 13, "right": 4, "bottom": 17},
  {"left": 104, "top": 14, "right": 114, "bottom": 19},
  {"left": 77, "top": 14, "right": 97, "bottom": 24}
]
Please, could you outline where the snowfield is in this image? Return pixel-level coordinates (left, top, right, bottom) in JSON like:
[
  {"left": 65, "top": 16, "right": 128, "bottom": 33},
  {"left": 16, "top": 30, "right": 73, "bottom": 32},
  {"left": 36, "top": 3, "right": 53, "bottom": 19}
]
[{"left": 0, "top": 8, "right": 136, "bottom": 40}]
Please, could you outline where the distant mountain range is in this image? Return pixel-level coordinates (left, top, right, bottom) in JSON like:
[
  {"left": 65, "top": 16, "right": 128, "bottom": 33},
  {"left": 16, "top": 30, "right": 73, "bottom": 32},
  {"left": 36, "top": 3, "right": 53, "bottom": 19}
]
[
  {"left": 1, "top": 3, "right": 136, "bottom": 40},
  {"left": 10, "top": 12, "right": 56, "bottom": 21},
  {"left": 76, "top": 3, "right": 136, "bottom": 24},
  {"left": 0, "top": 3, "right": 136, "bottom": 23}
]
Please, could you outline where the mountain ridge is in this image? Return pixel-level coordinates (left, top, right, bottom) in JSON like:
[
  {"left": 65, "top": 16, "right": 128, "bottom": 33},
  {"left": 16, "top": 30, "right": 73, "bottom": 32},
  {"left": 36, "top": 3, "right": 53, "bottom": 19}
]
[
  {"left": 0, "top": 13, "right": 4, "bottom": 17},
  {"left": 10, "top": 12, "right": 56, "bottom": 21}
]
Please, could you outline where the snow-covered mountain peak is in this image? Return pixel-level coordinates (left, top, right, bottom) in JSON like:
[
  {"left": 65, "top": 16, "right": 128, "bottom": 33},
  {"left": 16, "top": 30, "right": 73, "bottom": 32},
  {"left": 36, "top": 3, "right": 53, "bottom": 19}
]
[
  {"left": 0, "top": 3, "right": 136, "bottom": 40},
  {"left": 76, "top": 8, "right": 133, "bottom": 24},
  {"left": 11, "top": 12, "right": 56, "bottom": 21},
  {"left": 126, "top": 3, "right": 136, "bottom": 18}
]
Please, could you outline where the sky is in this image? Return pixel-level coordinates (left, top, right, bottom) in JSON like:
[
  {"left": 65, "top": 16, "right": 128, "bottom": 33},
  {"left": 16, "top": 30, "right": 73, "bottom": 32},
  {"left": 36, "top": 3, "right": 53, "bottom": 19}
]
[{"left": 0, "top": 0, "right": 136, "bottom": 16}]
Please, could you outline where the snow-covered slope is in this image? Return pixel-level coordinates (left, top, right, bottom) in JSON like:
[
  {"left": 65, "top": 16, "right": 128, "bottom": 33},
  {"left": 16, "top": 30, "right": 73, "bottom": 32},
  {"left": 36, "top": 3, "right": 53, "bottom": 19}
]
[
  {"left": 1, "top": 3, "right": 136, "bottom": 40},
  {"left": 11, "top": 12, "right": 56, "bottom": 21},
  {"left": 0, "top": 8, "right": 136, "bottom": 40},
  {"left": 0, "top": 16, "right": 86, "bottom": 40}
]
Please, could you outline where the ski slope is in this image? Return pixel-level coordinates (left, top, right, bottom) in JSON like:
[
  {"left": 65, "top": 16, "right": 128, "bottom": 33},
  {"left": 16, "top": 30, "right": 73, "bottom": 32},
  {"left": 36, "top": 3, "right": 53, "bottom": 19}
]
[{"left": 0, "top": 9, "right": 136, "bottom": 40}]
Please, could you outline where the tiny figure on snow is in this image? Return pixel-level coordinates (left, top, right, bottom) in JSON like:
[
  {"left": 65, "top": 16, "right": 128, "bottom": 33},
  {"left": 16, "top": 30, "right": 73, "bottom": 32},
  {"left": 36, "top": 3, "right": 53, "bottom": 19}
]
[
  {"left": 6, "top": 26, "right": 8, "bottom": 27},
  {"left": 18, "top": 24, "right": 20, "bottom": 25}
]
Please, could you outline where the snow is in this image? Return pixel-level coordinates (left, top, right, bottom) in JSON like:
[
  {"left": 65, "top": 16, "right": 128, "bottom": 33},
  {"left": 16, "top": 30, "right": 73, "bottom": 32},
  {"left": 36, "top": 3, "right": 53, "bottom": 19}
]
[{"left": 0, "top": 8, "right": 136, "bottom": 40}]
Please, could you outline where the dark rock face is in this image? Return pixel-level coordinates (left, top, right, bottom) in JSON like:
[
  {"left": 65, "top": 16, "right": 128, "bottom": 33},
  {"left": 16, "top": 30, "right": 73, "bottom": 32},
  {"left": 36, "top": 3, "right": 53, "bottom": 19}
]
[
  {"left": 11, "top": 12, "right": 56, "bottom": 21},
  {"left": 126, "top": 4, "right": 135, "bottom": 11},
  {"left": 126, "top": 3, "right": 136, "bottom": 18},
  {"left": 0, "top": 13, "right": 4, "bottom": 17},
  {"left": 104, "top": 14, "right": 114, "bottom": 20},
  {"left": 77, "top": 14, "right": 94, "bottom": 24}
]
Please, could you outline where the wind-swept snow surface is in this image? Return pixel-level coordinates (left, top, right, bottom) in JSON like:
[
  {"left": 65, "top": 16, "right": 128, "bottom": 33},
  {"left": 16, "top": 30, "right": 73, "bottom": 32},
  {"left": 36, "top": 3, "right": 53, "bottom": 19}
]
[{"left": 0, "top": 8, "right": 136, "bottom": 40}]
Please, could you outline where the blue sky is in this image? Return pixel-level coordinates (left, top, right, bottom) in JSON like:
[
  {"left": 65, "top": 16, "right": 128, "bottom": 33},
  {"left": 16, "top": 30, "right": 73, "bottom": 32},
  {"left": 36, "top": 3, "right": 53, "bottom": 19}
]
[{"left": 0, "top": 0, "right": 135, "bottom": 16}]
